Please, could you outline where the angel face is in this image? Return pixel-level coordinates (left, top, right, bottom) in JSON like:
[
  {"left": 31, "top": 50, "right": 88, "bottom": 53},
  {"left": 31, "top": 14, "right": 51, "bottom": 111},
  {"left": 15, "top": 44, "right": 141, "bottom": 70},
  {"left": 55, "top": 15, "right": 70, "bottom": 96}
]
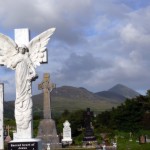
[{"left": 18, "top": 46, "right": 28, "bottom": 54}]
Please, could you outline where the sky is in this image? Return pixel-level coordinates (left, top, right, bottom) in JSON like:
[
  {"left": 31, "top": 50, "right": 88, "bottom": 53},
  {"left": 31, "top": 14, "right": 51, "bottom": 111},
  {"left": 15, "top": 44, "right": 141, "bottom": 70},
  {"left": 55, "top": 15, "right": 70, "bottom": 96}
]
[{"left": 0, "top": 0, "right": 150, "bottom": 100}]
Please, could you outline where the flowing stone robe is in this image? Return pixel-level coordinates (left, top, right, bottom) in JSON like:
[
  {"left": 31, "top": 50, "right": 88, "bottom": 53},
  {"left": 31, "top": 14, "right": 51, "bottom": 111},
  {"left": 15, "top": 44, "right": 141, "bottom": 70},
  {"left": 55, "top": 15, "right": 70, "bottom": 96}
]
[{"left": 12, "top": 51, "right": 36, "bottom": 130}]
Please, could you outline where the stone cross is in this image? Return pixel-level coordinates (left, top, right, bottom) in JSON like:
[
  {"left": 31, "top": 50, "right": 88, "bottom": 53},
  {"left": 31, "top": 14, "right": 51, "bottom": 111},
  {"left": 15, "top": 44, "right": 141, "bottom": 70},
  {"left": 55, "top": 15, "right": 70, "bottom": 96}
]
[
  {"left": 38, "top": 73, "right": 56, "bottom": 119},
  {"left": 0, "top": 83, "right": 4, "bottom": 150}
]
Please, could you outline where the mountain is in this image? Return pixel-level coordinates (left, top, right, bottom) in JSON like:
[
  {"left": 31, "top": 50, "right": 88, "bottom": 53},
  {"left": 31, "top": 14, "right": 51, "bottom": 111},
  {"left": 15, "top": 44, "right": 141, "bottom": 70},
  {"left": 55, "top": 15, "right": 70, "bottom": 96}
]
[
  {"left": 4, "top": 86, "right": 119, "bottom": 119},
  {"left": 32, "top": 86, "right": 118, "bottom": 116},
  {"left": 108, "top": 84, "right": 140, "bottom": 98},
  {"left": 4, "top": 84, "right": 139, "bottom": 119},
  {"left": 95, "top": 91, "right": 126, "bottom": 102},
  {"left": 95, "top": 84, "right": 140, "bottom": 102}
]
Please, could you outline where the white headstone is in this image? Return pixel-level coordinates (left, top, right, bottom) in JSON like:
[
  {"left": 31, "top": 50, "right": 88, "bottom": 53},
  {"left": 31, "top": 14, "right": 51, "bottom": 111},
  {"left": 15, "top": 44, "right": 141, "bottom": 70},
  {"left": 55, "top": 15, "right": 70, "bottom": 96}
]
[
  {"left": 0, "top": 83, "right": 4, "bottom": 150},
  {"left": 62, "top": 120, "right": 72, "bottom": 145}
]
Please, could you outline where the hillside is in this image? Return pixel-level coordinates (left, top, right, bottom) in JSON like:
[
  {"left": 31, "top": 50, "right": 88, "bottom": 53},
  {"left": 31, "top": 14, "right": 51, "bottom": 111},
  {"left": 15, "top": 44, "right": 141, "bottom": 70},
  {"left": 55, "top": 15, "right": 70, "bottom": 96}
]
[{"left": 32, "top": 86, "right": 118, "bottom": 116}]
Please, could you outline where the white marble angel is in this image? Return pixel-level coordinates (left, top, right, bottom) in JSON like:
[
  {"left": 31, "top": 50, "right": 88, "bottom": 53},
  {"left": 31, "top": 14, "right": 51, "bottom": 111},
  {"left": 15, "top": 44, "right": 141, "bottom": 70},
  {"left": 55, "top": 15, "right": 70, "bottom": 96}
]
[{"left": 0, "top": 28, "right": 55, "bottom": 130}]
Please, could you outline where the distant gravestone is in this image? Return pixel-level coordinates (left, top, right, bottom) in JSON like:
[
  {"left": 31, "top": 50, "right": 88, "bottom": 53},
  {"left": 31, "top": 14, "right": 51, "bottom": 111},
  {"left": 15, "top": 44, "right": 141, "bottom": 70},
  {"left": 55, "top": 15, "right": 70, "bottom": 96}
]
[
  {"left": 129, "top": 132, "right": 132, "bottom": 141},
  {"left": 0, "top": 83, "right": 4, "bottom": 150},
  {"left": 139, "top": 135, "right": 146, "bottom": 144},
  {"left": 83, "top": 108, "right": 97, "bottom": 147},
  {"left": 5, "top": 125, "right": 11, "bottom": 143},
  {"left": 62, "top": 120, "right": 72, "bottom": 145},
  {"left": 47, "top": 143, "right": 50, "bottom": 150}
]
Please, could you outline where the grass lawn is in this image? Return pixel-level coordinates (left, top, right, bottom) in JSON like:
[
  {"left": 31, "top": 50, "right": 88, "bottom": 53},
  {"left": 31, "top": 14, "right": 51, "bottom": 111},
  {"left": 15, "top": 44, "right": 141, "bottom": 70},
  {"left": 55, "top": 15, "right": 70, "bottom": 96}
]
[{"left": 117, "top": 138, "right": 150, "bottom": 150}]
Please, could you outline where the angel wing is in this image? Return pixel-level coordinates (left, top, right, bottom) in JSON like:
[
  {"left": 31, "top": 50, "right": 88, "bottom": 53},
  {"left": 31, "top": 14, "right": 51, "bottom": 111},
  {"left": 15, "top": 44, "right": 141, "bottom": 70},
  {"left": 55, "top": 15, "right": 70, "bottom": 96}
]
[
  {"left": 0, "top": 33, "right": 18, "bottom": 69},
  {"left": 28, "top": 28, "right": 55, "bottom": 68}
]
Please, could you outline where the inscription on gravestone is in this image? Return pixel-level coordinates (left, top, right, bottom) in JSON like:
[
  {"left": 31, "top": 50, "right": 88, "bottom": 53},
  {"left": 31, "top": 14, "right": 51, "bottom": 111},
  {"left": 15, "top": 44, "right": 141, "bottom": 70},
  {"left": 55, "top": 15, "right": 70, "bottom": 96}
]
[{"left": 8, "top": 142, "right": 37, "bottom": 150}]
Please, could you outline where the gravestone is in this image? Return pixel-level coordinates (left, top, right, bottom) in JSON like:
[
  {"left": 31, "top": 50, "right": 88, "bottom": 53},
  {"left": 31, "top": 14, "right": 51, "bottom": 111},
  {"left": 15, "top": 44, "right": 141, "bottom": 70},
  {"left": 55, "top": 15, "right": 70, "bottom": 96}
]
[
  {"left": 0, "top": 83, "right": 4, "bottom": 150},
  {"left": 62, "top": 120, "right": 72, "bottom": 145},
  {"left": 129, "top": 132, "right": 132, "bottom": 141},
  {"left": 5, "top": 125, "right": 11, "bottom": 143},
  {"left": 83, "top": 108, "right": 97, "bottom": 147},
  {"left": 37, "top": 73, "right": 61, "bottom": 150},
  {"left": 47, "top": 143, "right": 50, "bottom": 150},
  {"left": 139, "top": 135, "right": 146, "bottom": 144},
  {"left": 0, "top": 27, "right": 55, "bottom": 150}
]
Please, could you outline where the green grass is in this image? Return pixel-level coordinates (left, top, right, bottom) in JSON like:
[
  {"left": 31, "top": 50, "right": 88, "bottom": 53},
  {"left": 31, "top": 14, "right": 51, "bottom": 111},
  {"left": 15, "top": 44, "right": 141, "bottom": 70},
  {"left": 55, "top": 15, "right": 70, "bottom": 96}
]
[
  {"left": 112, "top": 130, "right": 150, "bottom": 150},
  {"left": 117, "top": 138, "right": 150, "bottom": 150}
]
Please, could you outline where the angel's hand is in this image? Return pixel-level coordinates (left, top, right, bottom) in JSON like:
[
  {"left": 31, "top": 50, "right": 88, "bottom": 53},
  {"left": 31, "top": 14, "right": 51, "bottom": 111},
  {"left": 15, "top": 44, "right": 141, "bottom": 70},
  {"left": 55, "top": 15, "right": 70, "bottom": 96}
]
[{"left": 27, "top": 70, "right": 38, "bottom": 81}]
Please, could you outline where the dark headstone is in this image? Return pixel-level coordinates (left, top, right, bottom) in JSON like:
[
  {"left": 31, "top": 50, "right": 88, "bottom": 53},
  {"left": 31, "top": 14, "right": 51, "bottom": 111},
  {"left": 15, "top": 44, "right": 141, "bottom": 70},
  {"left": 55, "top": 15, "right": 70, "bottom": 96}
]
[{"left": 83, "top": 108, "right": 97, "bottom": 147}]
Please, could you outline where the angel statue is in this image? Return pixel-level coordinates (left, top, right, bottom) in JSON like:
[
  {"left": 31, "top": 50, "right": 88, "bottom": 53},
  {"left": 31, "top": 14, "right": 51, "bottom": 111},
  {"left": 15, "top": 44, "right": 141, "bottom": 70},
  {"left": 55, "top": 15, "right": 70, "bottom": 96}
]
[{"left": 0, "top": 28, "right": 55, "bottom": 133}]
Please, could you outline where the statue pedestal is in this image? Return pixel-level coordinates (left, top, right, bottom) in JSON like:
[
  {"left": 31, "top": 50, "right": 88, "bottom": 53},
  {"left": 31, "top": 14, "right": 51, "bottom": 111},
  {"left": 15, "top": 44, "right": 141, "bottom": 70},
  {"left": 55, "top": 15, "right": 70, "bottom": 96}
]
[
  {"left": 37, "top": 119, "right": 61, "bottom": 150},
  {"left": 8, "top": 138, "right": 42, "bottom": 150}
]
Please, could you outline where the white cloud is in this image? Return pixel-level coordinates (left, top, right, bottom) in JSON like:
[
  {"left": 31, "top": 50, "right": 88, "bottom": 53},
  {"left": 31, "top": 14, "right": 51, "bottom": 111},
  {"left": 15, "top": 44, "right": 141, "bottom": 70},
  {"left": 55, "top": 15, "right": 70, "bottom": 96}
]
[{"left": 120, "top": 24, "right": 141, "bottom": 43}]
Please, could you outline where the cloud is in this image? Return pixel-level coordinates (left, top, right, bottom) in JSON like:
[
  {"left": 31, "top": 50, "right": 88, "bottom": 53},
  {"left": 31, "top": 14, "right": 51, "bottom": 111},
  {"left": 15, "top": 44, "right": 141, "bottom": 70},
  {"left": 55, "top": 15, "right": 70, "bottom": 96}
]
[
  {"left": 1, "top": 0, "right": 150, "bottom": 100},
  {"left": 54, "top": 53, "right": 111, "bottom": 83}
]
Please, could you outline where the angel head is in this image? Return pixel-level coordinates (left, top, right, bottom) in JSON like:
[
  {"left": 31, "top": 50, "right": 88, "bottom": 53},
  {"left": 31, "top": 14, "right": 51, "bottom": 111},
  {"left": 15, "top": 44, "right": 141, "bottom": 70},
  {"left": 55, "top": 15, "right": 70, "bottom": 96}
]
[{"left": 18, "top": 45, "right": 29, "bottom": 54}]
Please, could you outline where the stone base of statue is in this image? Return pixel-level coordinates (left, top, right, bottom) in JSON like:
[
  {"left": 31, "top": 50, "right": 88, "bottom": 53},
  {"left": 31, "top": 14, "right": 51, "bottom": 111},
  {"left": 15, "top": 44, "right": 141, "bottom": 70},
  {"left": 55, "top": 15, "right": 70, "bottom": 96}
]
[
  {"left": 37, "top": 119, "right": 62, "bottom": 150},
  {"left": 8, "top": 138, "right": 42, "bottom": 150}
]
